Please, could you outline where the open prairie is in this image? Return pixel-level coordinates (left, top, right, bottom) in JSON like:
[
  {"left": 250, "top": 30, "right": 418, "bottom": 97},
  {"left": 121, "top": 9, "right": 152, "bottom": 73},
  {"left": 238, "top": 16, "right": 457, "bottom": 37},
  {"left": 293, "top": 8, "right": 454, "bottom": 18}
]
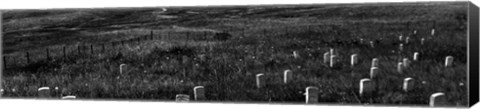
[{"left": 1, "top": 2, "right": 468, "bottom": 107}]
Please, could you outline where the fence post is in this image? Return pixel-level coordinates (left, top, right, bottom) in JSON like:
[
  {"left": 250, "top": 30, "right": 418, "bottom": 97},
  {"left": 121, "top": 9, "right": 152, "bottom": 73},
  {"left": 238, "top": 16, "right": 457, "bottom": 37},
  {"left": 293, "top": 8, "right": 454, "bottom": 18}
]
[
  {"left": 187, "top": 32, "right": 190, "bottom": 41},
  {"left": 102, "top": 44, "right": 105, "bottom": 52},
  {"left": 26, "top": 52, "right": 30, "bottom": 63},
  {"left": 263, "top": 28, "right": 266, "bottom": 36},
  {"left": 3, "top": 56, "right": 6, "bottom": 69},
  {"left": 77, "top": 46, "right": 80, "bottom": 54},
  {"left": 63, "top": 46, "right": 66, "bottom": 59},
  {"left": 83, "top": 45, "right": 86, "bottom": 54},
  {"left": 112, "top": 42, "right": 116, "bottom": 50},
  {"left": 90, "top": 45, "right": 93, "bottom": 54},
  {"left": 150, "top": 31, "right": 153, "bottom": 40},
  {"left": 204, "top": 31, "right": 207, "bottom": 40},
  {"left": 406, "top": 22, "right": 411, "bottom": 29},
  {"left": 168, "top": 31, "right": 171, "bottom": 40},
  {"left": 46, "top": 48, "right": 50, "bottom": 61}
]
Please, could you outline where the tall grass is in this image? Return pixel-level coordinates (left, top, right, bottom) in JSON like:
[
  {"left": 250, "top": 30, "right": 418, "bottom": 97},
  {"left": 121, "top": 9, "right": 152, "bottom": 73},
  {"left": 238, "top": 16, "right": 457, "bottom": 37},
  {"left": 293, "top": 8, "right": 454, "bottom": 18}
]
[{"left": 1, "top": 2, "right": 468, "bottom": 107}]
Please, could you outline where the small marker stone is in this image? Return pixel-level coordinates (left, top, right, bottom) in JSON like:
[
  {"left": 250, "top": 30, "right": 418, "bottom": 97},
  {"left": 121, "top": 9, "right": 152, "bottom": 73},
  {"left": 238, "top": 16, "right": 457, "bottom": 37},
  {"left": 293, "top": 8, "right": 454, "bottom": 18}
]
[
  {"left": 413, "top": 52, "right": 419, "bottom": 61},
  {"left": 351, "top": 54, "right": 358, "bottom": 66},
  {"left": 371, "top": 58, "right": 379, "bottom": 68},
  {"left": 330, "top": 55, "right": 338, "bottom": 67},
  {"left": 430, "top": 92, "right": 447, "bottom": 107},
  {"left": 421, "top": 38, "right": 425, "bottom": 45},
  {"left": 405, "top": 37, "right": 410, "bottom": 44},
  {"left": 369, "top": 41, "right": 374, "bottom": 48},
  {"left": 397, "top": 62, "right": 403, "bottom": 73},
  {"left": 38, "top": 87, "right": 51, "bottom": 98},
  {"left": 193, "top": 86, "right": 205, "bottom": 100},
  {"left": 120, "top": 64, "right": 127, "bottom": 74},
  {"left": 403, "top": 58, "right": 410, "bottom": 68},
  {"left": 323, "top": 52, "right": 330, "bottom": 64},
  {"left": 176, "top": 94, "right": 190, "bottom": 102},
  {"left": 399, "top": 43, "right": 404, "bottom": 51},
  {"left": 330, "top": 48, "right": 335, "bottom": 56},
  {"left": 256, "top": 74, "right": 265, "bottom": 88},
  {"left": 403, "top": 77, "right": 414, "bottom": 92},
  {"left": 431, "top": 29, "right": 435, "bottom": 36},
  {"left": 359, "top": 78, "right": 374, "bottom": 96},
  {"left": 61, "top": 95, "right": 77, "bottom": 99},
  {"left": 293, "top": 51, "right": 300, "bottom": 59},
  {"left": 305, "top": 87, "right": 319, "bottom": 104},
  {"left": 283, "top": 70, "right": 293, "bottom": 84},
  {"left": 445, "top": 56, "right": 454, "bottom": 67},
  {"left": 370, "top": 67, "right": 380, "bottom": 79}
]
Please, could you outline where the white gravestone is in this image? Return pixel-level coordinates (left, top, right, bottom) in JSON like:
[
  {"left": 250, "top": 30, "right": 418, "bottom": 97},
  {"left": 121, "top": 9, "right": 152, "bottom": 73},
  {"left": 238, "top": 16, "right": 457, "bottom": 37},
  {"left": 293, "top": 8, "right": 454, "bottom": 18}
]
[
  {"left": 397, "top": 62, "right": 403, "bottom": 74},
  {"left": 330, "top": 55, "right": 338, "bottom": 67},
  {"left": 176, "top": 94, "right": 190, "bottom": 102},
  {"left": 403, "top": 58, "right": 410, "bottom": 68},
  {"left": 445, "top": 56, "right": 454, "bottom": 67},
  {"left": 323, "top": 52, "right": 330, "bottom": 64},
  {"left": 430, "top": 92, "right": 447, "bottom": 107},
  {"left": 256, "top": 74, "right": 265, "bottom": 88},
  {"left": 351, "top": 54, "right": 358, "bottom": 66},
  {"left": 193, "top": 86, "right": 205, "bottom": 100},
  {"left": 371, "top": 58, "right": 379, "bottom": 68},
  {"left": 120, "top": 64, "right": 127, "bottom": 74},
  {"left": 61, "top": 95, "right": 77, "bottom": 99},
  {"left": 38, "top": 87, "right": 51, "bottom": 98},
  {"left": 305, "top": 87, "right": 319, "bottom": 104},
  {"left": 283, "top": 70, "right": 293, "bottom": 84},
  {"left": 359, "top": 78, "right": 374, "bottom": 96},
  {"left": 403, "top": 78, "right": 414, "bottom": 92},
  {"left": 293, "top": 51, "right": 300, "bottom": 59},
  {"left": 413, "top": 52, "right": 419, "bottom": 61},
  {"left": 370, "top": 67, "right": 379, "bottom": 79}
]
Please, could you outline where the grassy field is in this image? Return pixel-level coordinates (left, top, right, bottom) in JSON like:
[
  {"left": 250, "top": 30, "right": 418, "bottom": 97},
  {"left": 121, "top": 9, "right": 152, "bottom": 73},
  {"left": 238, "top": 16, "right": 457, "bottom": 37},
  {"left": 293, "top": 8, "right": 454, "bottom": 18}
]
[{"left": 1, "top": 2, "right": 468, "bottom": 107}]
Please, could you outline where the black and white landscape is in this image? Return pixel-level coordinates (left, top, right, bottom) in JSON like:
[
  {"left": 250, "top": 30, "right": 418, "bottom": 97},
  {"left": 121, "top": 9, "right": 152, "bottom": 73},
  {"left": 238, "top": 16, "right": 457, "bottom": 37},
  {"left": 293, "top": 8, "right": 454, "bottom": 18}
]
[{"left": 0, "top": 1, "right": 469, "bottom": 107}]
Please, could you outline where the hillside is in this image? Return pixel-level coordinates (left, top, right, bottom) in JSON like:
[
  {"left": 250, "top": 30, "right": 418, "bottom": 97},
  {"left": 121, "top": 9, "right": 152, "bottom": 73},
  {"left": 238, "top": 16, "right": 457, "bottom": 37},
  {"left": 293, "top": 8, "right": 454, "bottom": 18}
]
[{"left": 1, "top": 1, "right": 469, "bottom": 107}]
